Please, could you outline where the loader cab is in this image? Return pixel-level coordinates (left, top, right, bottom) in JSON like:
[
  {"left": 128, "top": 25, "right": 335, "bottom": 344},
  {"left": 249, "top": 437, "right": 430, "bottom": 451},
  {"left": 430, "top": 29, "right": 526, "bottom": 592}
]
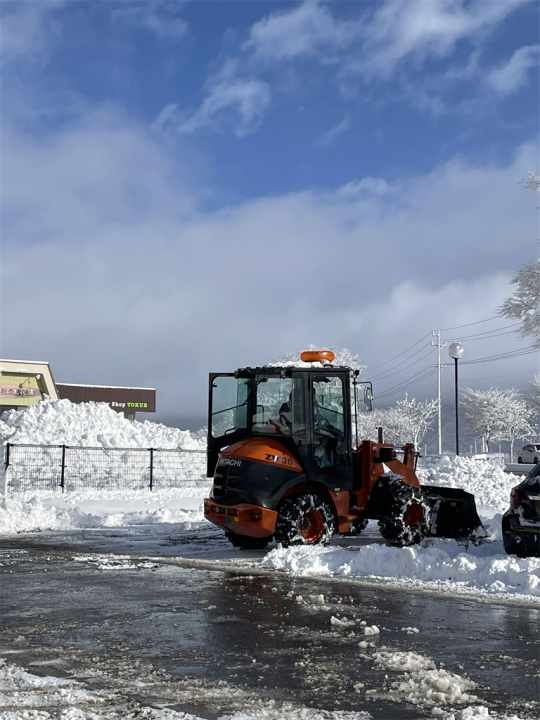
[{"left": 208, "top": 366, "right": 354, "bottom": 489}]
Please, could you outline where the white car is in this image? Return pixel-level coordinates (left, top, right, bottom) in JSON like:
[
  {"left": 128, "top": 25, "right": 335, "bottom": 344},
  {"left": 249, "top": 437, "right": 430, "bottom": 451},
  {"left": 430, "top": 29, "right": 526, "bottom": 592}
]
[{"left": 517, "top": 444, "right": 540, "bottom": 464}]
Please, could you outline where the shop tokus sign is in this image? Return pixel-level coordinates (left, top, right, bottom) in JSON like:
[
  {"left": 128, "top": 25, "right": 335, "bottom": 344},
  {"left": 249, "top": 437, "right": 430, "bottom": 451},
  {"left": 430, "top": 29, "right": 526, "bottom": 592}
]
[{"left": 111, "top": 401, "right": 149, "bottom": 409}]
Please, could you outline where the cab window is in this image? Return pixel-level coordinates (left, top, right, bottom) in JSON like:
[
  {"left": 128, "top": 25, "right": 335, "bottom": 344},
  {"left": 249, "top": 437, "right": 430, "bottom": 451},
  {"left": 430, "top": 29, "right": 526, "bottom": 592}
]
[
  {"left": 313, "top": 375, "right": 345, "bottom": 440},
  {"left": 252, "top": 378, "right": 293, "bottom": 434},
  {"left": 211, "top": 376, "right": 249, "bottom": 438}
]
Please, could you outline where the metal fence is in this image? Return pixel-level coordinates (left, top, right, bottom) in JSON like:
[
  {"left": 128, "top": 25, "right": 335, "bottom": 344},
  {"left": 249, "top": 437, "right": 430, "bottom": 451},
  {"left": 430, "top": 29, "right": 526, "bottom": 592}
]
[{"left": 2, "top": 443, "right": 207, "bottom": 492}]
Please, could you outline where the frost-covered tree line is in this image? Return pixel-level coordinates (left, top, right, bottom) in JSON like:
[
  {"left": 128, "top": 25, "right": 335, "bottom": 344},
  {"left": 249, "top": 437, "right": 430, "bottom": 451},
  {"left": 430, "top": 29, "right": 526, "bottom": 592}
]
[
  {"left": 356, "top": 396, "right": 438, "bottom": 448},
  {"left": 461, "top": 387, "right": 537, "bottom": 460}
]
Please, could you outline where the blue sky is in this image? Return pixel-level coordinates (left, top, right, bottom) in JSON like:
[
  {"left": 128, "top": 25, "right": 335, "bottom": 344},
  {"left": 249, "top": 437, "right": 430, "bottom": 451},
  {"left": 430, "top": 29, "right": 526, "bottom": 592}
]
[{"left": 1, "top": 0, "right": 539, "bottom": 424}]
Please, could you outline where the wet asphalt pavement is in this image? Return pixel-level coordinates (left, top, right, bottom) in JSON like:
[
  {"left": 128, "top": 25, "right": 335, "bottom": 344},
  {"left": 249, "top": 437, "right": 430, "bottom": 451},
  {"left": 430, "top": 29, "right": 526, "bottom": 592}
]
[{"left": 1, "top": 539, "right": 539, "bottom": 719}]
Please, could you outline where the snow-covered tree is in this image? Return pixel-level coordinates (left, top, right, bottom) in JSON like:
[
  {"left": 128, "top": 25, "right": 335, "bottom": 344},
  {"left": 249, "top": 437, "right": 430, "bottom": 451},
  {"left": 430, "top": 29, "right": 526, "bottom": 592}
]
[
  {"left": 355, "top": 408, "right": 384, "bottom": 444},
  {"left": 520, "top": 170, "right": 540, "bottom": 193},
  {"left": 355, "top": 396, "right": 437, "bottom": 448},
  {"left": 394, "top": 395, "right": 438, "bottom": 447},
  {"left": 462, "top": 388, "right": 506, "bottom": 452},
  {"left": 499, "top": 258, "right": 540, "bottom": 349},
  {"left": 529, "top": 374, "right": 540, "bottom": 415},
  {"left": 499, "top": 172, "right": 540, "bottom": 346},
  {"left": 493, "top": 389, "right": 537, "bottom": 462},
  {"left": 462, "top": 387, "right": 534, "bottom": 454}
]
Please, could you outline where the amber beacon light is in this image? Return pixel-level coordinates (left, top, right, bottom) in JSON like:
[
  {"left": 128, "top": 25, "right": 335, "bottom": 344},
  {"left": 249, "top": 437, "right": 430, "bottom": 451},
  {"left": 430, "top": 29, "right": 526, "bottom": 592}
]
[{"left": 300, "top": 350, "right": 335, "bottom": 364}]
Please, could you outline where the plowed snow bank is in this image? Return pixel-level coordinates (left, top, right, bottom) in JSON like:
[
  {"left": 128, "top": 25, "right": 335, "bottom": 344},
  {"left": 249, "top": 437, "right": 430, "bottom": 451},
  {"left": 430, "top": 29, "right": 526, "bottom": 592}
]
[
  {"left": 0, "top": 398, "right": 204, "bottom": 449},
  {"left": 262, "top": 536, "right": 540, "bottom": 599}
]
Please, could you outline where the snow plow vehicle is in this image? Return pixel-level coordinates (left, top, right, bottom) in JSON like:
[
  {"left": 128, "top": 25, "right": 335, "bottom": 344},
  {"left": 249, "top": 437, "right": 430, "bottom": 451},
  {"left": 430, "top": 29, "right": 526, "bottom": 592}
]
[{"left": 204, "top": 351, "right": 483, "bottom": 549}]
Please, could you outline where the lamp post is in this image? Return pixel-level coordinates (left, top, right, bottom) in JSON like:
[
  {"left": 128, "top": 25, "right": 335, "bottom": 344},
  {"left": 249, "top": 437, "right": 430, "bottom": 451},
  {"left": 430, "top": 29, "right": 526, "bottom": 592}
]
[{"left": 448, "top": 342, "right": 464, "bottom": 456}]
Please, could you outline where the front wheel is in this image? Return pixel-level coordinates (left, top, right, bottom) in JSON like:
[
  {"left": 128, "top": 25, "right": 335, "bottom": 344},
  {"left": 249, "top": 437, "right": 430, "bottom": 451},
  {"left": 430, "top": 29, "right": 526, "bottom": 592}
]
[
  {"left": 274, "top": 493, "right": 334, "bottom": 548},
  {"left": 534, "top": 457, "right": 539, "bottom": 464},
  {"left": 517, "top": 457, "right": 523, "bottom": 464},
  {"left": 378, "top": 484, "right": 429, "bottom": 547}
]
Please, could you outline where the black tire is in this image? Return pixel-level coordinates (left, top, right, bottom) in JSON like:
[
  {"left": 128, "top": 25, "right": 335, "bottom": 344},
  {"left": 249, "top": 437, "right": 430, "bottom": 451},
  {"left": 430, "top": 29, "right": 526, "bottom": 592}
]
[
  {"left": 224, "top": 531, "right": 270, "bottom": 550},
  {"left": 351, "top": 518, "right": 369, "bottom": 535},
  {"left": 378, "top": 484, "right": 429, "bottom": 547},
  {"left": 274, "top": 493, "right": 334, "bottom": 548},
  {"left": 502, "top": 533, "right": 529, "bottom": 559},
  {"left": 517, "top": 457, "right": 523, "bottom": 464},
  {"left": 534, "top": 457, "right": 539, "bottom": 464}
]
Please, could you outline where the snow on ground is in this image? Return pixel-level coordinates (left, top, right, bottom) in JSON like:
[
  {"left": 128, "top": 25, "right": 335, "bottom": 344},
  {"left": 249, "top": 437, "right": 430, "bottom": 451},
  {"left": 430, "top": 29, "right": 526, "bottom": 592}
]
[
  {"left": 0, "top": 398, "right": 205, "bottom": 449},
  {"left": 0, "top": 657, "right": 376, "bottom": 719},
  {"left": 0, "top": 659, "right": 527, "bottom": 720},
  {"left": 0, "top": 487, "right": 207, "bottom": 534},
  {"left": 2, "top": 482, "right": 539, "bottom": 601}
]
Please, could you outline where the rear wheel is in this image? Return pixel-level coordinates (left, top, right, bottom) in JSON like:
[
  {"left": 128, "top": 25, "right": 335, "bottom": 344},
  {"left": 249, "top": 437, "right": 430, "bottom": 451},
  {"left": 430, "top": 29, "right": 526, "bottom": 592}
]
[
  {"left": 503, "top": 539, "right": 529, "bottom": 558},
  {"left": 378, "top": 484, "right": 429, "bottom": 547},
  {"left": 224, "top": 531, "right": 270, "bottom": 550},
  {"left": 351, "top": 518, "right": 369, "bottom": 535},
  {"left": 274, "top": 493, "right": 334, "bottom": 548},
  {"left": 534, "top": 457, "right": 539, "bottom": 464}
]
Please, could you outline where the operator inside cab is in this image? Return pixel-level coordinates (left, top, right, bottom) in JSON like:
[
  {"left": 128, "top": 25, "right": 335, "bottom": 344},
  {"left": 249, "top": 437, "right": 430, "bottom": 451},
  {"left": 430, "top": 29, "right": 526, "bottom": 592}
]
[{"left": 278, "top": 392, "right": 293, "bottom": 430}]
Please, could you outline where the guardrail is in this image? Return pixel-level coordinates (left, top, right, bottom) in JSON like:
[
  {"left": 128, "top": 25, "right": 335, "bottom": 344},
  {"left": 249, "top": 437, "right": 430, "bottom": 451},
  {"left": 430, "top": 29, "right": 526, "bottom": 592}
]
[
  {"left": 2, "top": 443, "right": 207, "bottom": 493},
  {"left": 504, "top": 462, "right": 535, "bottom": 476}
]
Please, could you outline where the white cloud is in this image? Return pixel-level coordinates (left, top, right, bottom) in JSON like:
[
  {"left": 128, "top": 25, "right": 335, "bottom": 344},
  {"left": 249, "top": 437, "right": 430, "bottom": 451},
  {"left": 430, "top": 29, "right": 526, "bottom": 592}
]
[
  {"left": 176, "top": 75, "right": 271, "bottom": 136},
  {"left": 315, "top": 115, "right": 350, "bottom": 147},
  {"left": 243, "top": 0, "right": 356, "bottom": 61},
  {"left": 0, "top": 0, "right": 64, "bottom": 66},
  {"left": 355, "top": 0, "right": 533, "bottom": 78},
  {"left": 241, "top": 0, "right": 533, "bottom": 80},
  {"left": 334, "top": 177, "right": 393, "bottom": 200},
  {"left": 112, "top": 3, "right": 189, "bottom": 41},
  {"left": 487, "top": 45, "right": 540, "bottom": 95},
  {"left": 2, "top": 112, "right": 537, "bottom": 415},
  {"left": 190, "top": 0, "right": 536, "bottom": 132}
]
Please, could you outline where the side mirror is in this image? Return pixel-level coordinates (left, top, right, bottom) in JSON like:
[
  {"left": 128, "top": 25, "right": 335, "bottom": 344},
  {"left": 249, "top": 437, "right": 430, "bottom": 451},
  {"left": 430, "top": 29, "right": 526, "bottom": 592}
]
[{"left": 363, "top": 387, "right": 373, "bottom": 412}]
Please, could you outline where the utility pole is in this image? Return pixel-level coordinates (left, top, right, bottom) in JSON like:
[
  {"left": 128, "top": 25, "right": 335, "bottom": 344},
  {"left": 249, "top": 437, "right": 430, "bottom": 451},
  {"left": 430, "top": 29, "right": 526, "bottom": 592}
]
[{"left": 431, "top": 331, "right": 447, "bottom": 455}]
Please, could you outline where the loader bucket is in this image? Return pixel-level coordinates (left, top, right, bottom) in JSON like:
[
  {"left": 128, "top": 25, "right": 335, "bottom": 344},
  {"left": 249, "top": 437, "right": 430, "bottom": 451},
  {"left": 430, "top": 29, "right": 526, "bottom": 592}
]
[{"left": 421, "top": 485, "right": 485, "bottom": 540}]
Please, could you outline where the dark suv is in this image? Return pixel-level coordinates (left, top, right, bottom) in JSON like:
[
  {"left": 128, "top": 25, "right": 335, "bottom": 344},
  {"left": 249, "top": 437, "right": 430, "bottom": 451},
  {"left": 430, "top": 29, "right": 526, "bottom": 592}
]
[{"left": 502, "top": 463, "right": 540, "bottom": 557}]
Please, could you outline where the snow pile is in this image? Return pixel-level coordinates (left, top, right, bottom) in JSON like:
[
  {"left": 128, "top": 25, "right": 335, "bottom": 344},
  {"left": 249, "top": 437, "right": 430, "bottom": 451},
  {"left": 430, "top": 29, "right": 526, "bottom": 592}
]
[
  {"left": 368, "top": 649, "right": 477, "bottom": 706},
  {"left": 373, "top": 650, "right": 477, "bottom": 706},
  {"left": 262, "top": 539, "right": 540, "bottom": 598},
  {"left": 0, "top": 398, "right": 204, "bottom": 449},
  {"left": 416, "top": 456, "right": 516, "bottom": 513},
  {"left": 0, "top": 488, "right": 205, "bottom": 534}
]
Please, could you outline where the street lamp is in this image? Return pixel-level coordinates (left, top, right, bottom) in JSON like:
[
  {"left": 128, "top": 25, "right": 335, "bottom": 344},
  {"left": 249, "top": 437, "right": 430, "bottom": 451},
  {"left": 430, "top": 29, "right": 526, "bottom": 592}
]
[{"left": 448, "top": 342, "right": 464, "bottom": 456}]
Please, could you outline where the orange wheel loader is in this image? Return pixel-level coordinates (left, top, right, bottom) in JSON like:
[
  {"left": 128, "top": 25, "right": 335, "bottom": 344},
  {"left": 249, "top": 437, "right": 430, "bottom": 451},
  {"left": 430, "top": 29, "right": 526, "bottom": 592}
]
[{"left": 204, "top": 351, "right": 483, "bottom": 549}]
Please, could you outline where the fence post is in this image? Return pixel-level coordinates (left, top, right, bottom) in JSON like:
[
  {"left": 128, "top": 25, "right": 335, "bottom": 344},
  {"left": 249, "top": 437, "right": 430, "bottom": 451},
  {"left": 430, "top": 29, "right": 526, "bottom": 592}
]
[
  {"left": 60, "top": 445, "right": 66, "bottom": 493},
  {"left": 149, "top": 448, "right": 154, "bottom": 491},
  {"left": 1, "top": 443, "right": 10, "bottom": 496}
]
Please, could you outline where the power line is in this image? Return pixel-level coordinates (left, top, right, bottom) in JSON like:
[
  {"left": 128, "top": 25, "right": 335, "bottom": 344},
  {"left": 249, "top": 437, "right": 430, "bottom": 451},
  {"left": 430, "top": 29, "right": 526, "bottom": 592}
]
[
  {"left": 440, "top": 316, "right": 500, "bottom": 331},
  {"left": 460, "top": 347, "right": 538, "bottom": 366},
  {"left": 445, "top": 323, "right": 520, "bottom": 342},
  {"left": 369, "top": 345, "right": 433, "bottom": 381},
  {"left": 366, "top": 333, "right": 432, "bottom": 372},
  {"left": 460, "top": 368, "right": 540, "bottom": 382},
  {"left": 446, "top": 329, "right": 520, "bottom": 343},
  {"left": 375, "top": 348, "right": 537, "bottom": 400},
  {"left": 376, "top": 367, "right": 437, "bottom": 399},
  {"left": 407, "top": 380, "right": 438, "bottom": 398},
  {"left": 377, "top": 370, "right": 437, "bottom": 400}
]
